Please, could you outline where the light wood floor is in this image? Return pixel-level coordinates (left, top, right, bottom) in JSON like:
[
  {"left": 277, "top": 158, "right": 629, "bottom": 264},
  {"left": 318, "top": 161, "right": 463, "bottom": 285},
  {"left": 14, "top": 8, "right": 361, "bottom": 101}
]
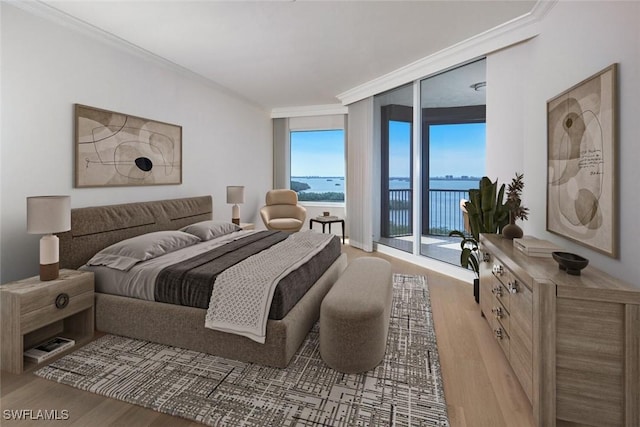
[{"left": 0, "top": 245, "right": 535, "bottom": 426}]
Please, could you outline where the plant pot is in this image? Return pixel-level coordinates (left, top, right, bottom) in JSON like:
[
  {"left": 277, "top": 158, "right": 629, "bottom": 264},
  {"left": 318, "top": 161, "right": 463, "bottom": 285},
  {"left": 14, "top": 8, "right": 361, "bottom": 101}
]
[{"left": 502, "top": 214, "right": 523, "bottom": 239}]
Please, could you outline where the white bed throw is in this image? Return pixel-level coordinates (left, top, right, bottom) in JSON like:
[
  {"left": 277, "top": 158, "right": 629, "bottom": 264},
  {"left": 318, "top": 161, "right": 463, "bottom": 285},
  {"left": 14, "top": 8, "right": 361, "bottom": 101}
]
[{"left": 205, "top": 231, "right": 335, "bottom": 343}]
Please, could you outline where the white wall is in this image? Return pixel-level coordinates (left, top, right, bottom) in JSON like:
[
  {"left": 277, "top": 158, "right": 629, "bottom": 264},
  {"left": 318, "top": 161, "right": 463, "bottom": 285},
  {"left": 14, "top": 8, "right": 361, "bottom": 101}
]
[
  {"left": 487, "top": 0, "right": 640, "bottom": 286},
  {"left": 486, "top": 43, "right": 528, "bottom": 188},
  {"left": 0, "top": 4, "right": 272, "bottom": 283}
]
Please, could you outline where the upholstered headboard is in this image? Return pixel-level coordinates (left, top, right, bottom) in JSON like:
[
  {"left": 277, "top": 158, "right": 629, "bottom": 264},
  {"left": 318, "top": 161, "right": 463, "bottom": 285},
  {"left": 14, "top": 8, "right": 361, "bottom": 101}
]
[{"left": 58, "top": 196, "right": 212, "bottom": 269}]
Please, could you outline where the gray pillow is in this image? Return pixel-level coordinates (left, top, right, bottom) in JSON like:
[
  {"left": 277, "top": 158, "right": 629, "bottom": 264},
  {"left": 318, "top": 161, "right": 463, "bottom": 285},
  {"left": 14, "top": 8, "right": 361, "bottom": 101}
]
[
  {"left": 180, "top": 220, "right": 240, "bottom": 241},
  {"left": 86, "top": 230, "right": 201, "bottom": 271}
]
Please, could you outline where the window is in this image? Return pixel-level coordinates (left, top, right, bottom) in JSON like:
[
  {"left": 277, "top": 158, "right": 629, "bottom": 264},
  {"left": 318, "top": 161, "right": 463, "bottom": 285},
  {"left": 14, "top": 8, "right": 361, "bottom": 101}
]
[{"left": 290, "top": 129, "right": 345, "bottom": 202}]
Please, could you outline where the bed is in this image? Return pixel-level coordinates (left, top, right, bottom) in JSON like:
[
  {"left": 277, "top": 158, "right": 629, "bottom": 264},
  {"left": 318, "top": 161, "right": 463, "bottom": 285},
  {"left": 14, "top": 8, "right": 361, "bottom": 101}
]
[{"left": 58, "top": 196, "right": 347, "bottom": 367}]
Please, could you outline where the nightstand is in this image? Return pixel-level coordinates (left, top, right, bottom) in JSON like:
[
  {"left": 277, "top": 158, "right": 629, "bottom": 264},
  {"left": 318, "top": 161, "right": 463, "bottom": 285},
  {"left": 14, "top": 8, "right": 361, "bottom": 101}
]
[
  {"left": 0, "top": 269, "right": 94, "bottom": 373},
  {"left": 239, "top": 223, "right": 255, "bottom": 230}
]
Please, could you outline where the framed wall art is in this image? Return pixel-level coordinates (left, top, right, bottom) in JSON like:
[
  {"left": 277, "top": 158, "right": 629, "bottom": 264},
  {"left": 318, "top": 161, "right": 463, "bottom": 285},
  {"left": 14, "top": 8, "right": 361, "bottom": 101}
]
[
  {"left": 75, "top": 104, "right": 182, "bottom": 187},
  {"left": 547, "top": 63, "right": 617, "bottom": 257}
]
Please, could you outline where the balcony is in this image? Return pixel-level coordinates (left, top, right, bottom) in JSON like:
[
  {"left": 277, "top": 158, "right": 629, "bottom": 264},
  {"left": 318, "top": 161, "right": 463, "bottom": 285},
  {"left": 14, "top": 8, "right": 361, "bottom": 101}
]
[{"left": 378, "top": 188, "right": 470, "bottom": 265}]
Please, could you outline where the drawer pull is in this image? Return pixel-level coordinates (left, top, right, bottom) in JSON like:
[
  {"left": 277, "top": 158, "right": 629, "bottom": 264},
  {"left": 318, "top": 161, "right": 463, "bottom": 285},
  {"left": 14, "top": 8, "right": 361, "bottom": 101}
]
[
  {"left": 491, "top": 286, "right": 503, "bottom": 297},
  {"left": 494, "top": 328, "right": 503, "bottom": 340},
  {"left": 491, "top": 306, "right": 503, "bottom": 319},
  {"left": 492, "top": 264, "right": 504, "bottom": 276},
  {"left": 507, "top": 280, "right": 519, "bottom": 294},
  {"left": 55, "top": 293, "right": 69, "bottom": 309}
]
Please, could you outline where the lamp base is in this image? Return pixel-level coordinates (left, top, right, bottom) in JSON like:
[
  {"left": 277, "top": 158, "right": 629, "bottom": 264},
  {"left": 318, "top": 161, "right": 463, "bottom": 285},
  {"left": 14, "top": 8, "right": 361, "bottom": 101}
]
[
  {"left": 39, "top": 234, "right": 60, "bottom": 281},
  {"left": 231, "top": 204, "right": 240, "bottom": 225},
  {"left": 40, "top": 262, "right": 59, "bottom": 281}
]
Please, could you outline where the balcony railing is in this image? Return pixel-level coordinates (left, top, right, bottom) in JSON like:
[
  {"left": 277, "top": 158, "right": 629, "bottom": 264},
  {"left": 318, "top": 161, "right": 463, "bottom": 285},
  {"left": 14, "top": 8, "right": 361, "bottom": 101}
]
[
  {"left": 387, "top": 189, "right": 412, "bottom": 236},
  {"left": 385, "top": 189, "right": 470, "bottom": 237}
]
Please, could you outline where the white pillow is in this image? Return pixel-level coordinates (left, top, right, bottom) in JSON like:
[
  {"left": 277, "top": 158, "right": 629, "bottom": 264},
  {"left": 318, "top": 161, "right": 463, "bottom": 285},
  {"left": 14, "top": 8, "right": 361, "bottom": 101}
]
[
  {"left": 180, "top": 220, "right": 240, "bottom": 241},
  {"left": 86, "top": 230, "right": 201, "bottom": 271}
]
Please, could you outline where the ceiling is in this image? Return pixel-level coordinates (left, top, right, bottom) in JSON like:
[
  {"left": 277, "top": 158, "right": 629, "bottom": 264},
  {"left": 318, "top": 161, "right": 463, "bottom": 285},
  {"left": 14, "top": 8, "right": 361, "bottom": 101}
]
[{"left": 41, "top": 1, "right": 536, "bottom": 110}]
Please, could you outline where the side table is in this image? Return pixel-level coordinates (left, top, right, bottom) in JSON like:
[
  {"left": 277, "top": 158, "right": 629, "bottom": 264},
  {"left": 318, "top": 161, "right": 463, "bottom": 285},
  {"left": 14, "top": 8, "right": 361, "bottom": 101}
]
[
  {"left": 0, "top": 269, "right": 95, "bottom": 373},
  {"left": 309, "top": 217, "right": 345, "bottom": 244}
]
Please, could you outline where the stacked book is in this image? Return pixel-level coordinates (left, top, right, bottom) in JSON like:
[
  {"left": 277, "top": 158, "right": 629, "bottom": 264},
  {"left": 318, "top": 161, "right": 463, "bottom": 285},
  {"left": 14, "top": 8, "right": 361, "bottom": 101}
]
[
  {"left": 316, "top": 215, "right": 339, "bottom": 220},
  {"left": 513, "top": 236, "right": 562, "bottom": 258},
  {"left": 24, "top": 336, "right": 75, "bottom": 364}
]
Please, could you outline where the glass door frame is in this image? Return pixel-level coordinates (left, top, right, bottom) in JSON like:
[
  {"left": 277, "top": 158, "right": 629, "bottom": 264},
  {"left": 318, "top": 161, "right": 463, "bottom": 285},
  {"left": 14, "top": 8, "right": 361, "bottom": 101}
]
[{"left": 380, "top": 104, "right": 413, "bottom": 239}]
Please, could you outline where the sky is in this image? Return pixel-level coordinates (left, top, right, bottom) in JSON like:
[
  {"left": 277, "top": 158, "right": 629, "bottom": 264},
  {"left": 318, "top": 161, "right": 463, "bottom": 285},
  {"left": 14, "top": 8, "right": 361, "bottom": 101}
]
[
  {"left": 290, "top": 122, "right": 486, "bottom": 178},
  {"left": 290, "top": 130, "right": 345, "bottom": 176}
]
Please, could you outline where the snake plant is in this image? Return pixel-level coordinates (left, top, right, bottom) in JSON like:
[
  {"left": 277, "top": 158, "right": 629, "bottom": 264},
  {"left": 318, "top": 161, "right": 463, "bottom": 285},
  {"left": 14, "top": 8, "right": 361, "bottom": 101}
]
[{"left": 449, "top": 177, "right": 510, "bottom": 277}]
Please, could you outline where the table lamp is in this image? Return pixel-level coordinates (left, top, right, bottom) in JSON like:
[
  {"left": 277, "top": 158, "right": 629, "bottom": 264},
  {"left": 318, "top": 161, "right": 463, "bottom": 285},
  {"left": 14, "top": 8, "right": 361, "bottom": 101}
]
[
  {"left": 27, "top": 195, "right": 71, "bottom": 281},
  {"left": 226, "top": 186, "right": 244, "bottom": 225}
]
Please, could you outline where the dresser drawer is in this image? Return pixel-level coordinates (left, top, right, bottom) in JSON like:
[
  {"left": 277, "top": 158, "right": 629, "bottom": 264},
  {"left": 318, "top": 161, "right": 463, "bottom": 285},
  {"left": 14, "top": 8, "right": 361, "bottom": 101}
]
[
  {"left": 491, "top": 299, "right": 510, "bottom": 335},
  {"left": 509, "top": 278, "right": 532, "bottom": 344},
  {"left": 479, "top": 258, "right": 497, "bottom": 319},
  {"left": 493, "top": 323, "right": 510, "bottom": 358},
  {"left": 490, "top": 280, "right": 510, "bottom": 312}
]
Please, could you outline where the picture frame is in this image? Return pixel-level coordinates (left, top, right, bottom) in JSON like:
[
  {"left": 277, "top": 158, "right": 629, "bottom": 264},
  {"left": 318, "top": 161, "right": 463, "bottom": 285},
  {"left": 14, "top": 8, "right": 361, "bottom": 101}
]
[
  {"left": 546, "top": 63, "right": 617, "bottom": 257},
  {"left": 75, "top": 104, "right": 182, "bottom": 187}
]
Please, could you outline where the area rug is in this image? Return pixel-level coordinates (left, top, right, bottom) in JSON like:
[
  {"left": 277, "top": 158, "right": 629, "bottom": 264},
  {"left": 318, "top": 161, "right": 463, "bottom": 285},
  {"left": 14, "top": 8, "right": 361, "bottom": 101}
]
[{"left": 35, "top": 274, "right": 449, "bottom": 426}]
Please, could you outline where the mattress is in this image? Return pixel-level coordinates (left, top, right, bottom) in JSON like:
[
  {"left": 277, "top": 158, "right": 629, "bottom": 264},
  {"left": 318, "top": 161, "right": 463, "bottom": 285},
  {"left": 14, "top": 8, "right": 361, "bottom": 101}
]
[{"left": 81, "top": 230, "right": 341, "bottom": 320}]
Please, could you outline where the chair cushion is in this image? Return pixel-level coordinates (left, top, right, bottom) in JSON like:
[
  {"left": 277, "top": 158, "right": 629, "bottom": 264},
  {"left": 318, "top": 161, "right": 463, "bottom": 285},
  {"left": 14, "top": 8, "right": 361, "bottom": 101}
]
[
  {"left": 268, "top": 218, "right": 303, "bottom": 230},
  {"left": 266, "top": 189, "right": 298, "bottom": 206}
]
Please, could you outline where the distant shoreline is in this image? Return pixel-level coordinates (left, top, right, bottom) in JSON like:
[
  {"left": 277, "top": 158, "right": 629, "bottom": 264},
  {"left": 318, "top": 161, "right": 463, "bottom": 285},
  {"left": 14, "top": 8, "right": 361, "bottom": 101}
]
[{"left": 291, "top": 176, "right": 481, "bottom": 181}]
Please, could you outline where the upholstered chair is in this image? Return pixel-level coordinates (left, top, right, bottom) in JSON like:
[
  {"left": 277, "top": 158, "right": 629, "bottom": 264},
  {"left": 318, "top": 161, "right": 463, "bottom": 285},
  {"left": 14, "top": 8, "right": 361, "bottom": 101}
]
[{"left": 260, "top": 189, "right": 307, "bottom": 232}]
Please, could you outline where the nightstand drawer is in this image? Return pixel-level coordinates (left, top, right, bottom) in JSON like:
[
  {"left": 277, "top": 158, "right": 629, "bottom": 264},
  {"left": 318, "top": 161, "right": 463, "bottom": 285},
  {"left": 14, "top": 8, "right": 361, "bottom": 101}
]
[
  {"left": 21, "top": 290, "right": 94, "bottom": 334},
  {"left": 20, "top": 272, "right": 93, "bottom": 315}
]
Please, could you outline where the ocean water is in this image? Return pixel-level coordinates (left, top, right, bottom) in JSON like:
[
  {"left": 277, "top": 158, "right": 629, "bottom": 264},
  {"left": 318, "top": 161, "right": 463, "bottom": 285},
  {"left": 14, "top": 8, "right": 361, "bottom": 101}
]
[
  {"left": 291, "top": 176, "right": 480, "bottom": 233},
  {"left": 291, "top": 177, "right": 480, "bottom": 193}
]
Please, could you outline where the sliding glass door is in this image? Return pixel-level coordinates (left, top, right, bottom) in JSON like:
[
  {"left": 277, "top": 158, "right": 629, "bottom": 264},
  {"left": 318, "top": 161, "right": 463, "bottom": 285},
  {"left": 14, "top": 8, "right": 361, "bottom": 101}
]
[
  {"left": 419, "top": 59, "right": 486, "bottom": 263},
  {"left": 374, "top": 59, "right": 487, "bottom": 266}
]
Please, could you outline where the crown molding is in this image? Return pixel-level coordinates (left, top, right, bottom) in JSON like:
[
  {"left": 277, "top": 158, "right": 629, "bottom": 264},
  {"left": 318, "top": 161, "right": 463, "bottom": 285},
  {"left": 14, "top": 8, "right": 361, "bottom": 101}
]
[
  {"left": 271, "top": 104, "right": 348, "bottom": 119},
  {"left": 337, "top": 0, "right": 558, "bottom": 106},
  {"left": 530, "top": 0, "right": 557, "bottom": 21},
  {"left": 7, "top": 0, "right": 267, "bottom": 111}
]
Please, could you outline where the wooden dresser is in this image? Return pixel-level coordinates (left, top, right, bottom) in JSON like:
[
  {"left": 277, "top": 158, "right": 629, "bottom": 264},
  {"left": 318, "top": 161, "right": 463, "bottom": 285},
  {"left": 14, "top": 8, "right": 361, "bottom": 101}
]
[{"left": 479, "top": 233, "right": 639, "bottom": 427}]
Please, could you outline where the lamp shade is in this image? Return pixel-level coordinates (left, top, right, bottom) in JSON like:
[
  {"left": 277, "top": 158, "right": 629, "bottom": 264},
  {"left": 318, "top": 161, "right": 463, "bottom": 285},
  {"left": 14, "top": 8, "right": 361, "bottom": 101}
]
[
  {"left": 27, "top": 195, "right": 71, "bottom": 234},
  {"left": 226, "top": 186, "right": 245, "bottom": 204}
]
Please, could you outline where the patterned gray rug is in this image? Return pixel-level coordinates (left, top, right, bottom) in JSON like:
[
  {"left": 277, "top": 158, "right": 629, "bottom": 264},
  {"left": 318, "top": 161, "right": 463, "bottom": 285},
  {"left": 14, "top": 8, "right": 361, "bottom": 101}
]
[{"left": 35, "top": 274, "right": 449, "bottom": 426}]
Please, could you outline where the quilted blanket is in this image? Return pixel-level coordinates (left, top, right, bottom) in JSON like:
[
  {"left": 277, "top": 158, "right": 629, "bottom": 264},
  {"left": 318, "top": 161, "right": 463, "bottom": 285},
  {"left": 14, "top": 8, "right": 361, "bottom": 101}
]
[{"left": 205, "top": 231, "right": 335, "bottom": 343}]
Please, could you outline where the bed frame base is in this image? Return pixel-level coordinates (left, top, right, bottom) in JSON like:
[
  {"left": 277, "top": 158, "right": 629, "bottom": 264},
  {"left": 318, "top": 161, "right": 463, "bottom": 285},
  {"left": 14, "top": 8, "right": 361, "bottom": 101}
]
[{"left": 96, "top": 253, "right": 347, "bottom": 367}]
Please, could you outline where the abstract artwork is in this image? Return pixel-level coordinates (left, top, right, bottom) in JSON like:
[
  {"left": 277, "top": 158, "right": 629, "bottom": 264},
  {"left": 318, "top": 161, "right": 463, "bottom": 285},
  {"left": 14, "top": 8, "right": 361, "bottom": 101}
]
[
  {"left": 547, "top": 64, "right": 617, "bottom": 257},
  {"left": 75, "top": 104, "right": 182, "bottom": 187}
]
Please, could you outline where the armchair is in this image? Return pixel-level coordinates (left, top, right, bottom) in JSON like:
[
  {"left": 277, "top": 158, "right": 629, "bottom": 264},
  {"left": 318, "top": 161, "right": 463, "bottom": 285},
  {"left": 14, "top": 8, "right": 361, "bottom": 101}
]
[{"left": 260, "top": 189, "right": 306, "bottom": 232}]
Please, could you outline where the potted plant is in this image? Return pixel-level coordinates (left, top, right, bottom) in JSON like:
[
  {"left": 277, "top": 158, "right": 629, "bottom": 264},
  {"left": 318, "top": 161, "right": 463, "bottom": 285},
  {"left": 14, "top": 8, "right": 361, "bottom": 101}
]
[
  {"left": 502, "top": 172, "right": 529, "bottom": 239},
  {"left": 448, "top": 229, "right": 480, "bottom": 279},
  {"left": 449, "top": 177, "right": 510, "bottom": 303}
]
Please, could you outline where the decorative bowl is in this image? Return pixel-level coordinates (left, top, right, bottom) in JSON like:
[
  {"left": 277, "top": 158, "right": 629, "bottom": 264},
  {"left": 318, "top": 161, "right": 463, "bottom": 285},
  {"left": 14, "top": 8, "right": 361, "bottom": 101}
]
[{"left": 552, "top": 252, "right": 589, "bottom": 276}]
